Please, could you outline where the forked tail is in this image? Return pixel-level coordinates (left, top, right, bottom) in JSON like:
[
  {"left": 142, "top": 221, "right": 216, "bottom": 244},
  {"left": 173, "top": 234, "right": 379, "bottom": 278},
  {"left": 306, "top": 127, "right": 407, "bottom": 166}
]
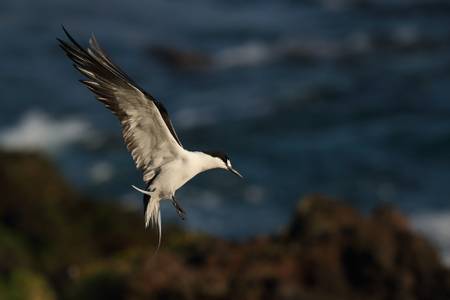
[{"left": 132, "top": 185, "right": 162, "bottom": 251}]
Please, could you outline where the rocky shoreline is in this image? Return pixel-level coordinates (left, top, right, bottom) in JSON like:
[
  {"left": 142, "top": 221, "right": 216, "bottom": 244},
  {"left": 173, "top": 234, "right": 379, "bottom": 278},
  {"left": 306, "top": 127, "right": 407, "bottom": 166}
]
[{"left": 0, "top": 151, "right": 449, "bottom": 300}]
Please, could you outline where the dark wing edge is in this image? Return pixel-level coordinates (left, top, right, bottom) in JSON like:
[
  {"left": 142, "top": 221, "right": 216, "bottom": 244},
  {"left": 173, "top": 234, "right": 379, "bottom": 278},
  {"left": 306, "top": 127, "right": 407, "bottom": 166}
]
[{"left": 57, "top": 26, "right": 183, "bottom": 147}]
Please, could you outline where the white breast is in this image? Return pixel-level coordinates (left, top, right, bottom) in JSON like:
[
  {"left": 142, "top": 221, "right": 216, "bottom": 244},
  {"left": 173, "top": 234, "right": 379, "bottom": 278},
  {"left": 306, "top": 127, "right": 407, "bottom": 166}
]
[{"left": 150, "top": 150, "right": 223, "bottom": 199}]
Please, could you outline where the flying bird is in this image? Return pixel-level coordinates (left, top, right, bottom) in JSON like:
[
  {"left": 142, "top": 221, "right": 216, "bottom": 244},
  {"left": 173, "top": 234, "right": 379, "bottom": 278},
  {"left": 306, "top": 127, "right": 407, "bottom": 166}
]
[{"left": 58, "top": 27, "right": 243, "bottom": 246}]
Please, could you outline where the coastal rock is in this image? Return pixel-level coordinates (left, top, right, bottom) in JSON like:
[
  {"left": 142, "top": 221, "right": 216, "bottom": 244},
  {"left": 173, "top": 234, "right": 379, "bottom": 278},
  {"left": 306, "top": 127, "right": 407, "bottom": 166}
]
[
  {"left": 285, "top": 195, "right": 447, "bottom": 299},
  {"left": 0, "top": 151, "right": 449, "bottom": 300}
]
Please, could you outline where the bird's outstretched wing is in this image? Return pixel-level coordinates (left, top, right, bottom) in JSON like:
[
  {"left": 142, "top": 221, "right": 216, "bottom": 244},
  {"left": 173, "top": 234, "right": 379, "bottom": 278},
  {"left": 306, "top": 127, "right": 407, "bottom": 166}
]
[{"left": 58, "top": 27, "right": 184, "bottom": 183}]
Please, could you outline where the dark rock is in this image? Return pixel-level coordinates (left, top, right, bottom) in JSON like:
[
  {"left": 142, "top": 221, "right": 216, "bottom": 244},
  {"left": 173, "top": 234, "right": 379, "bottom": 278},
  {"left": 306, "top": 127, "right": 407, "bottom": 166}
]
[
  {"left": 148, "top": 46, "right": 213, "bottom": 70},
  {"left": 285, "top": 195, "right": 448, "bottom": 300}
]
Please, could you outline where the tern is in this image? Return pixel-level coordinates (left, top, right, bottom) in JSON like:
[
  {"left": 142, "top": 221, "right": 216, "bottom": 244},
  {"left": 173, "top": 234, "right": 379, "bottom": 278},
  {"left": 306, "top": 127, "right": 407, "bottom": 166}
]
[{"left": 58, "top": 27, "right": 242, "bottom": 246}]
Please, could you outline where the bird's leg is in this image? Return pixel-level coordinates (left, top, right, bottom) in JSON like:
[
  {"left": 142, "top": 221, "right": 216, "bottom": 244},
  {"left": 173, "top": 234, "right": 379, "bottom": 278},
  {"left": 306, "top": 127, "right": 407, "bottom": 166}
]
[{"left": 171, "top": 195, "right": 186, "bottom": 220}]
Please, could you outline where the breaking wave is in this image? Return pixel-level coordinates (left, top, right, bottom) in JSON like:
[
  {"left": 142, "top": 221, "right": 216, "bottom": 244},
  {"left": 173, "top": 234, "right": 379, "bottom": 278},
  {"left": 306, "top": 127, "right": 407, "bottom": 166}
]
[
  {"left": 210, "top": 26, "right": 437, "bottom": 69},
  {"left": 411, "top": 211, "right": 450, "bottom": 266},
  {"left": 0, "top": 110, "right": 94, "bottom": 153}
]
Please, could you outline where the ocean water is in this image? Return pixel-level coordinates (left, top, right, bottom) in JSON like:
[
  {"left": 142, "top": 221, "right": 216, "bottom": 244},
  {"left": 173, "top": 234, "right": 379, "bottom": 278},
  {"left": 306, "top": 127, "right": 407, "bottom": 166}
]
[{"left": 1, "top": 0, "right": 450, "bottom": 256}]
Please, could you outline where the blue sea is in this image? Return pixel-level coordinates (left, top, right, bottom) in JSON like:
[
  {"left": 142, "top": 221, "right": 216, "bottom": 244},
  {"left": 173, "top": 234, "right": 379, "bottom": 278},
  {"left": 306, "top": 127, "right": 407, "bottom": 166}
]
[{"left": 1, "top": 0, "right": 450, "bottom": 260}]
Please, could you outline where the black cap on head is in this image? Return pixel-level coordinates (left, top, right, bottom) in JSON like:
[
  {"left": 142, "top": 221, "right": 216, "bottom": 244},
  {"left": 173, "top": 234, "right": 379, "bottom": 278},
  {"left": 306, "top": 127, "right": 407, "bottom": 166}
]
[
  {"left": 204, "top": 150, "right": 243, "bottom": 178},
  {"left": 204, "top": 151, "right": 229, "bottom": 163}
]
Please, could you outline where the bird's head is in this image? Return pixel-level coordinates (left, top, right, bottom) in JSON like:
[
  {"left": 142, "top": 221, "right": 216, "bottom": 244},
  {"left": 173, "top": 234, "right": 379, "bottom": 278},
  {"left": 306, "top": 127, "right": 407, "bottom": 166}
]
[{"left": 204, "top": 151, "right": 243, "bottom": 178}]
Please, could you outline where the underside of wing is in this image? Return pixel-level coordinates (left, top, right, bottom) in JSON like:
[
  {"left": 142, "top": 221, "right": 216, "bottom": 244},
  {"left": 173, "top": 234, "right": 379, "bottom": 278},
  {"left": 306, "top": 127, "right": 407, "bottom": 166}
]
[{"left": 58, "top": 27, "right": 184, "bottom": 182}]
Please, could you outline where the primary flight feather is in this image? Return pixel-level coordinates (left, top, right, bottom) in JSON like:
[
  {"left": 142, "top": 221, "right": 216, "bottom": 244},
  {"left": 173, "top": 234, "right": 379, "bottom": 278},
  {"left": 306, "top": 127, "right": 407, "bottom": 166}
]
[{"left": 58, "top": 27, "right": 242, "bottom": 248}]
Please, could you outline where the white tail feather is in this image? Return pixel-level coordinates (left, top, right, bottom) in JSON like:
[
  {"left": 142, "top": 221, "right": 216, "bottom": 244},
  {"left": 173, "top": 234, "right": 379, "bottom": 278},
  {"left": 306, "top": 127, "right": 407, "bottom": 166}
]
[
  {"left": 132, "top": 185, "right": 152, "bottom": 196},
  {"left": 132, "top": 185, "right": 162, "bottom": 251}
]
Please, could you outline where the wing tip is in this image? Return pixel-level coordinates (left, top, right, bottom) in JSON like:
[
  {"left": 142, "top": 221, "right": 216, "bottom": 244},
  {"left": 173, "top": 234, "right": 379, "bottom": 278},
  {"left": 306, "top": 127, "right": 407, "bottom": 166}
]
[{"left": 59, "top": 25, "right": 86, "bottom": 53}]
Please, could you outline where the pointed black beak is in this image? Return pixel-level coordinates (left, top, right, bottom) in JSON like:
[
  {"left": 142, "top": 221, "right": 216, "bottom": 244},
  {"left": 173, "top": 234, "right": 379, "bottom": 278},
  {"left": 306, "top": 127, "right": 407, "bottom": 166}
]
[{"left": 228, "top": 166, "right": 243, "bottom": 178}]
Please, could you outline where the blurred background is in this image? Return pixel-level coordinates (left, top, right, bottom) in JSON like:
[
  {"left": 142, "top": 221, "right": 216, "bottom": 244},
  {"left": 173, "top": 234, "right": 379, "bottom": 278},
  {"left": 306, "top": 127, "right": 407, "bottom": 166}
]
[{"left": 1, "top": 0, "right": 450, "bottom": 299}]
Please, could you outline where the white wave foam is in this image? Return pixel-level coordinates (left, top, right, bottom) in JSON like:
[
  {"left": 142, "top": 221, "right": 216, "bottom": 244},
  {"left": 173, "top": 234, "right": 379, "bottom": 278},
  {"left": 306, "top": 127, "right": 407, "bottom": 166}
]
[
  {"left": 212, "top": 38, "right": 355, "bottom": 69},
  {"left": 214, "top": 41, "right": 273, "bottom": 68},
  {"left": 411, "top": 212, "right": 450, "bottom": 266},
  {"left": 0, "top": 110, "right": 93, "bottom": 153},
  {"left": 211, "top": 27, "right": 425, "bottom": 70}
]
